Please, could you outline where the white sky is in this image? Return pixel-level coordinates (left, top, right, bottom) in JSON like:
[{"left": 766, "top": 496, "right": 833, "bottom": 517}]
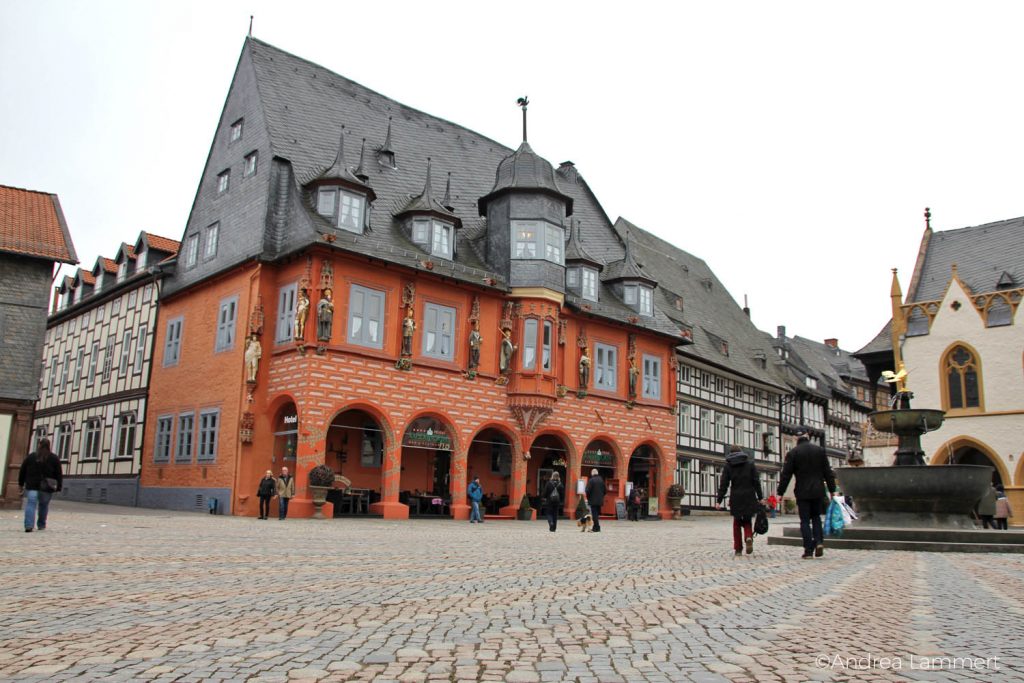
[{"left": 4, "top": 1, "right": 1023, "bottom": 352}]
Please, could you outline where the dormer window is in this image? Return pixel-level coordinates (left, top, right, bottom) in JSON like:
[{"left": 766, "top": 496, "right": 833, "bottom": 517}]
[
  {"left": 136, "top": 248, "right": 147, "bottom": 269},
  {"left": 624, "top": 283, "right": 654, "bottom": 316},
  {"left": 95, "top": 271, "right": 104, "bottom": 291},
  {"left": 73, "top": 286, "right": 83, "bottom": 304},
  {"left": 317, "top": 187, "right": 366, "bottom": 234},
  {"left": 567, "top": 266, "right": 599, "bottom": 302},
  {"left": 511, "top": 220, "right": 563, "bottom": 265},
  {"left": 805, "top": 376, "right": 818, "bottom": 390},
  {"left": 117, "top": 261, "right": 127, "bottom": 282},
  {"left": 410, "top": 218, "right": 454, "bottom": 260}
]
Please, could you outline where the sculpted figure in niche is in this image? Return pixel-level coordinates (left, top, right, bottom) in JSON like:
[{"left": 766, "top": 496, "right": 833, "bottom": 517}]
[
  {"left": 317, "top": 288, "right": 334, "bottom": 342},
  {"left": 499, "top": 328, "right": 516, "bottom": 374},
  {"left": 628, "top": 357, "right": 639, "bottom": 398},
  {"left": 402, "top": 307, "right": 416, "bottom": 356},
  {"left": 293, "top": 287, "right": 310, "bottom": 341},
  {"left": 244, "top": 335, "right": 262, "bottom": 383},
  {"left": 468, "top": 320, "right": 482, "bottom": 370},
  {"left": 579, "top": 347, "right": 591, "bottom": 389}
]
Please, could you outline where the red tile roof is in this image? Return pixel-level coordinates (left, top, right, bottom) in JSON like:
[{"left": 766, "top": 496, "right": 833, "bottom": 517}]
[
  {"left": 143, "top": 232, "right": 181, "bottom": 254},
  {"left": 76, "top": 268, "right": 96, "bottom": 286},
  {"left": 0, "top": 185, "right": 77, "bottom": 263},
  {"left": 99, "top": 257, "right": 117, "bottom": 274}
]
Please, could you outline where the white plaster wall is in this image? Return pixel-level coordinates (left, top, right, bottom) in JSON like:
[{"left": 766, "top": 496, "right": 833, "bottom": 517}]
[{"left": 902, "top": 278, "right": 1024, "bottom": 483}]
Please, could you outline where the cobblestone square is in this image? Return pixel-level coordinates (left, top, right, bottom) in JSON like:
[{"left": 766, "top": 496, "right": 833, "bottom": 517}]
[{"left": 2, "top": 502, "right": 1022, "bottom": 682}]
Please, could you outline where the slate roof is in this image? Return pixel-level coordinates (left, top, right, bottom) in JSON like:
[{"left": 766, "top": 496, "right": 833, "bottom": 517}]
[
  {"left": 216, "top": 38, "right": 683, "bottom": 340},
  {"left": 612, "top": 218, "right": 783, "bottom": 389},
  {"left": 854, "top": 319, "right": 892, "bottom": 357},
  {"left": 910, "top": 215, "right": 1024, "bottom": 302},
  {"left": 0, "top": 184, "right": 77, "bottom": 263}
]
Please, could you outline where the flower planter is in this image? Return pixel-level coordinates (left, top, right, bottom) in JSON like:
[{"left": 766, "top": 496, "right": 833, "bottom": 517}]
[{"left": 309, "top": 485, "right": 331, "bottom": 519}]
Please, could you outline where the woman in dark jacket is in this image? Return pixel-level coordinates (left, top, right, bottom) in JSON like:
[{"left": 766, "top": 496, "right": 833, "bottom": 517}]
[
  {"left": 257, "top": 470, "right": 276, "bottom": 520},
  {"left": 541, "top": 472, "right": 563, "bottom": 532},
  {"left": 716, "top": 445, "right": 764, "bottom": 555},
  {"left": 18, "top": 438, "right": 63, "bottom": 533}
]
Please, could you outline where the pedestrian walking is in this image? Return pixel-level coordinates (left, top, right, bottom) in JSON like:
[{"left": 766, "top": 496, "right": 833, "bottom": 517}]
[
  {"left": 976, "top": 484, "right": 998, "bottom": 529},
  {"left": 257, "top": 470, "right": 276, "bottom": 519},
  {"left": 276, "top": 466, "right": 295, "bottom": 519},
  {"left": 777, "top": 426, "right": 836, "bottom": 559},
  {"left": 994, "top": 487, "right": 1013, "bottom": 530},
  {"left": 468, "top": 476, "right": 484, "bottom": 523},
  {"left": 542, "top": 472, "right": 562, "bottom": 532},
  {"left": 584, "top": 469, "right": 605, "bottom": 532},
  {"left": 766, "top": 493, "right": 778, "bottom": 519},
  {"left": 715, "top": 445, "right": 764, "bottom": 556},
  {"left": 18, "top": 437, "right": 63, "bottom": 533},
  {"left": 627, "top": 486, "right": 643, "bottom": 522}
]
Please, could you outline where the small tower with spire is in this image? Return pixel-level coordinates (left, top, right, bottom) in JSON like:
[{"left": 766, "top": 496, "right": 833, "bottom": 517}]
[{"left": 478, "top": 97, "right": 573, "bottom": 292}]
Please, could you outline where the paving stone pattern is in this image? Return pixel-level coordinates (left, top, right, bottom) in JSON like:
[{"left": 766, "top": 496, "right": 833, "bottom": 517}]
[{"left": 2, "top": 502, "right": 1022, "bottom": 682}]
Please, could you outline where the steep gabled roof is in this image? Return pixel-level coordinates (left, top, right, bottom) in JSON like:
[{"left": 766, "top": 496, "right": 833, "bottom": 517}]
[
  {"left": 139, "top": 232, "right": 181, "bottom": 254},
  {"left": 614, "top": 217, "right": 783, "bottom": 388},
  {"left": 0, "top": 184, "right": 77, "bottom": 263},
  {"left": 909, "top": 215, "right": 1024, "bottom": 302}
]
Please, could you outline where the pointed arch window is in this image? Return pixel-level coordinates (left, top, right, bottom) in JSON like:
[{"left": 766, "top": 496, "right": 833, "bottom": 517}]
[{"left": 944, "top": 344, "right": 982, "bottom": 411}]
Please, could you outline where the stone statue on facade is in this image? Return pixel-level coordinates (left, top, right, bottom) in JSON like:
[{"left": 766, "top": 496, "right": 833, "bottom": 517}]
[
  {"left": 244, "top": 335, "right": 262, "bottom": 383},
  {"left": 579, "top": 347, "right": 591, "bottom": 389},
  {"left": 402, "top": 307, "right": 416, "bottom": 357},
  {"left": 628, "top": 356, "right": 639, "bottom": 399},
  {"left": 499, "top": 328, "right": 516, "bottom": 375},
  {"left": 468, "top": 320, "right": 482, "bottom": 370},
  {"left": 317, "top": 288, "right": 334, "bottom": 342},
  {"left": 293, "top": 287, "right": 310, "bottom": 341}
]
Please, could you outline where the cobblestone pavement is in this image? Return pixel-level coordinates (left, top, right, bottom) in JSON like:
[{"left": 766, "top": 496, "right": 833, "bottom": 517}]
[{"left": 1, "top": 502, "right": 1022, "bottom": 682}]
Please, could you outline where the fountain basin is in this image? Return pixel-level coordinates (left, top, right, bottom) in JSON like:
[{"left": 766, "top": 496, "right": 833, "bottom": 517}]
[
  {"left": 836, "top": 465, "right": 993, "bottom": 529},
  {"left": 869, "top": 409, "right": 946, "bottom": 435}
]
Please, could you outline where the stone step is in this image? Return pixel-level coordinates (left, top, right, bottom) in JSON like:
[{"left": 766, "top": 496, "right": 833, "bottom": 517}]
[
  {"left": 779, "top": 524, "right": 1024, "bottom": 544},
  {"left": 767, "top": 534, "right": 1024, "bottom": 553}
]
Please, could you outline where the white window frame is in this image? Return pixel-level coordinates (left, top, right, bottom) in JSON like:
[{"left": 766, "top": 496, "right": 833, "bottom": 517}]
[
  {"left": 175, "top": 413, "right": 194, "bottom": 464},
  {"left": 275, "top": 283, "right": 297, "bottom": 344},
  {"left": 119, "top": 329, "right": 133, "bottom": 376},
  {"left": 642, "top": 353, "right": 661, "bottom": 400},
  {"left": 197, "top": 409, "right": 220, "bottom": 463},
  {"left": 204, "top": 222, "right": 219, "bottom": 260},
  {"left": 215, "top": 296, "right": 238, "bottom": 353},
  {"left": 60, "top": 351, "right": 71, "bottom": 393},
  {"left": 511, "top": 220, "right": 563, "bottom": 265},
  {"left": 639, "top": 286, "right": 653, "bottom": 316},
  {"left": 82, "top": 418, "right": 102, "bottom": 460},
  {"left": 542, "top": 321, "right": 552, "bottom": 372},
  {"left": 183, "top": 233, "right": 199, "bottom": 269},
  {"left": 678, "top": 403, "right": 691, "bottom": 435},
  {"left": 128, "top": 290, "right": 138, "bottom": 308},
  {"left": 133, "top": 324, "right": 147, "bottom": 373},
  {"left": 566, "top": 267, "right": 580, "bottom": 287},
  {"left": 74, "top": 347, "right": 85, "bottom": 389},
  {"left": 594, "top": 343, "right": 617, "bottom": 391},
  {"left": 243, "top": 151, "right": 258, "bottom": 177},
  {"left": 431, "top": 220, "right": 453, "bottom": 259},
  {"left": 422, "top": 303, "right": 455, "bottom": 361},
  {"left": 412, "top": 218, "right": 430, "bottom": 245},
  {"left": 581, "top": 268, "right": 598, "bottom": 301},
  {"left": 88, "top": 341, "right": 100, "bottom": 385},
  {"left": 47, "top": 355, "right": 57, "bottom": 395},
  {"left": 115, "top": 413, "right": 136, "bottom": 459},
  {"left": 217, "top": 169, "right": 230, "bottom": 194},
  {"left": 154, "top": 415, "right": 173, "bottom": 464},
  {"left": 164, "top": 317, "right": 183, "bottom": 367},
  {"left": 338, "top": 190, "right": 365, "bottom": 233},
  {"left": 117, "top": 260, "right": 127, "bottom": 282},
  {"left": 317, "top": 187, "right": 337, "bottom": 217},
  {"left": 348, "top": 284, "right": 385, "bottom": 349},
  {"left": 103, "top": 334, "right": 115, "bottom": 380},
  {"left": 522, "top": 319, "right": 538, "bottom": 370},
  {"left": 55, "top": 422, "right": 73, "bottom": 462},
  {"left": 230, "top": 118, "right": 243, "bottom": 142}
]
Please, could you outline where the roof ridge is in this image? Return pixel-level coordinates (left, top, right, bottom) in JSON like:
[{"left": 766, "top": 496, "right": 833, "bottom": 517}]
[{"left": 0, "top": 184, "right": 56, "bottom": 197}]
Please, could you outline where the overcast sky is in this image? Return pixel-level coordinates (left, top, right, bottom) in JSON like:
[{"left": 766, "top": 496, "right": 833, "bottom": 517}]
[{"left": 4, "top": 1, "right": 1023, "bottom": 352}]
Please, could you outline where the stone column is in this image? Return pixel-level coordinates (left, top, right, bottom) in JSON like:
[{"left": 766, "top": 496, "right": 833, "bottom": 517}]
[
  {"left": 371, "top": 443, "right": 409, "bottom": 519},
  {"left": 450, "top": 448, "right": 469, "bottom": 520}
]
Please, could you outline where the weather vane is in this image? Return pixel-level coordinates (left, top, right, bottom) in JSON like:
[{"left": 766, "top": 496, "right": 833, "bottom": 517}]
[{"left": 517, "top": 96, "right": 529, "bottom": 142}]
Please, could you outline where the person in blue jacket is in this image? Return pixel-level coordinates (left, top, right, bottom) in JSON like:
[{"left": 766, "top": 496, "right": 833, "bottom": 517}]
[{"left": 468, "top": 476, "right": 484, "bottom": 524}]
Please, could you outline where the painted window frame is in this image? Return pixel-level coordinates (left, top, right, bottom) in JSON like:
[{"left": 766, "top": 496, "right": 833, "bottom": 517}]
[
  {"left": 511, "top": 220, "right": 563, "bottom": 265},
  {"left": 164, "top": 317, "right": 183, "bottom": 367},
  {"left": 114, "top": 412, "right": 137, "bottom": 459},
  {"left": 153, "top": 415, "right": 173, "bottom": 464},
  {"left": 55, "top": 422, "right": 73, "bottom": 463},
  {"left": 119, "top": 329, "right": 133, "bottom": 376},
  {"left": 88, "top": 340, "right": 100, "bottom": 386},
  {"left": 203, "top": 222, "right": 219, "bottom": 261},
  {"left": 197, "top": 409, "right": 220, "bottom": 463},
  {"left": 943, "top": 342, "right": 984, "bottom": 412},
  {"left": 229, "top": 118, "right": 243, "bottom": 142},
  {"left": 243, "top": 151, "right": 258, "bottom": 177},
  {"left": 522, "top": 318, "right": 538, "bottom": 370},
  {"left": 217, "top": 169, "right": 230, "bottom": 194},
  {"left": 81, "top": 418, "right": 102, "bottom": 460},
  {"left": 422, "top": 302, "right": 456, "bottom": 361},
  {"left": 642, "top": 353, "right": 661, "bottom": 400},
  {"left": 594, "top": 342, "right": 618, "bottom": 391},
  {"left": 174, "top": 413, "right": 195, "bottom": 464},
  {"left": 183, "top": 233, "right": 199, "bottom": 269},
  {"left": 133, "top": 324, "right": 147, "bottom": 374},
  {"left": 103, "top": 334, "right": 115, "bottom": 380},
  {"left": 541, "top": 321, "right": 552, "bottom": 371},
  {"left": 275, "top": 283, "right": 297, "bottom": 344},
  {"left": 347, "top": 284, "right": 385, "bottom": 349},
  {"left": 215, "top": 296, "right": 238, "bottom": 353}
]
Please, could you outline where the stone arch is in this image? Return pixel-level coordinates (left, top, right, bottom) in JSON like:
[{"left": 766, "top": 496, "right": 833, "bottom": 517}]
[
  {"left": 930, "top": 435, "right": 1009, "bottom": 486},
  {"left": 325, "top": 400, "right": 398, "bottom": 454}
]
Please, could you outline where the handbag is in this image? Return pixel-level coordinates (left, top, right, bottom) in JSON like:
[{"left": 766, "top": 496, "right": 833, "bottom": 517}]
[
  {"left": 753, "top": 505, "right": 769, "bottom": 535},
  {"left": 41, "top": 477, "right": 58, "bottom": 493}
]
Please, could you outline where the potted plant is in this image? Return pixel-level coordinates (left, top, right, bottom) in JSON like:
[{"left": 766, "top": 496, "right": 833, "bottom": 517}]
[
  {"left": 665, "top": 483, "right": 685, "bottom": 519},
  {"left": 517, "top": 492, "right": 534, "bottom": 521},
  {"left": 307, "top": 464, "right": 335, "bottom": 519}
]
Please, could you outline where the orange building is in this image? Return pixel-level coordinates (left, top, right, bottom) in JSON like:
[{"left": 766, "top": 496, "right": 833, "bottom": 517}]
[{"left": 140, "top": 38, "right": 690, "bottom": 520}]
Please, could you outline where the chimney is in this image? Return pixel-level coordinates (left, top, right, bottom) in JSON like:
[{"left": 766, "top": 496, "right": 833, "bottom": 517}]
[
  {"left": 743, "top": 294, "right": 750, "bottom": 318},
  {"left": 825, "top": 338, "right": 839, "bottom": 349},
  {"left": 776, "top": 325, "right": 786, "bottom": 341},
  {"left": 557, "top": 160, "right": 578, "bottom": 182}
]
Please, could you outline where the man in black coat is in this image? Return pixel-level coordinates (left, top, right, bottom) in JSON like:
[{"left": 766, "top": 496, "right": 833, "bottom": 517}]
[
  {"left": 777, "top": 426, "right": 836, "bottom": 559},
  {"left": 584, "top": 469, "right": 605, "bottom": 532},
  {"left": 18, "top": 437, "right": 63, "bottom": 532}
]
